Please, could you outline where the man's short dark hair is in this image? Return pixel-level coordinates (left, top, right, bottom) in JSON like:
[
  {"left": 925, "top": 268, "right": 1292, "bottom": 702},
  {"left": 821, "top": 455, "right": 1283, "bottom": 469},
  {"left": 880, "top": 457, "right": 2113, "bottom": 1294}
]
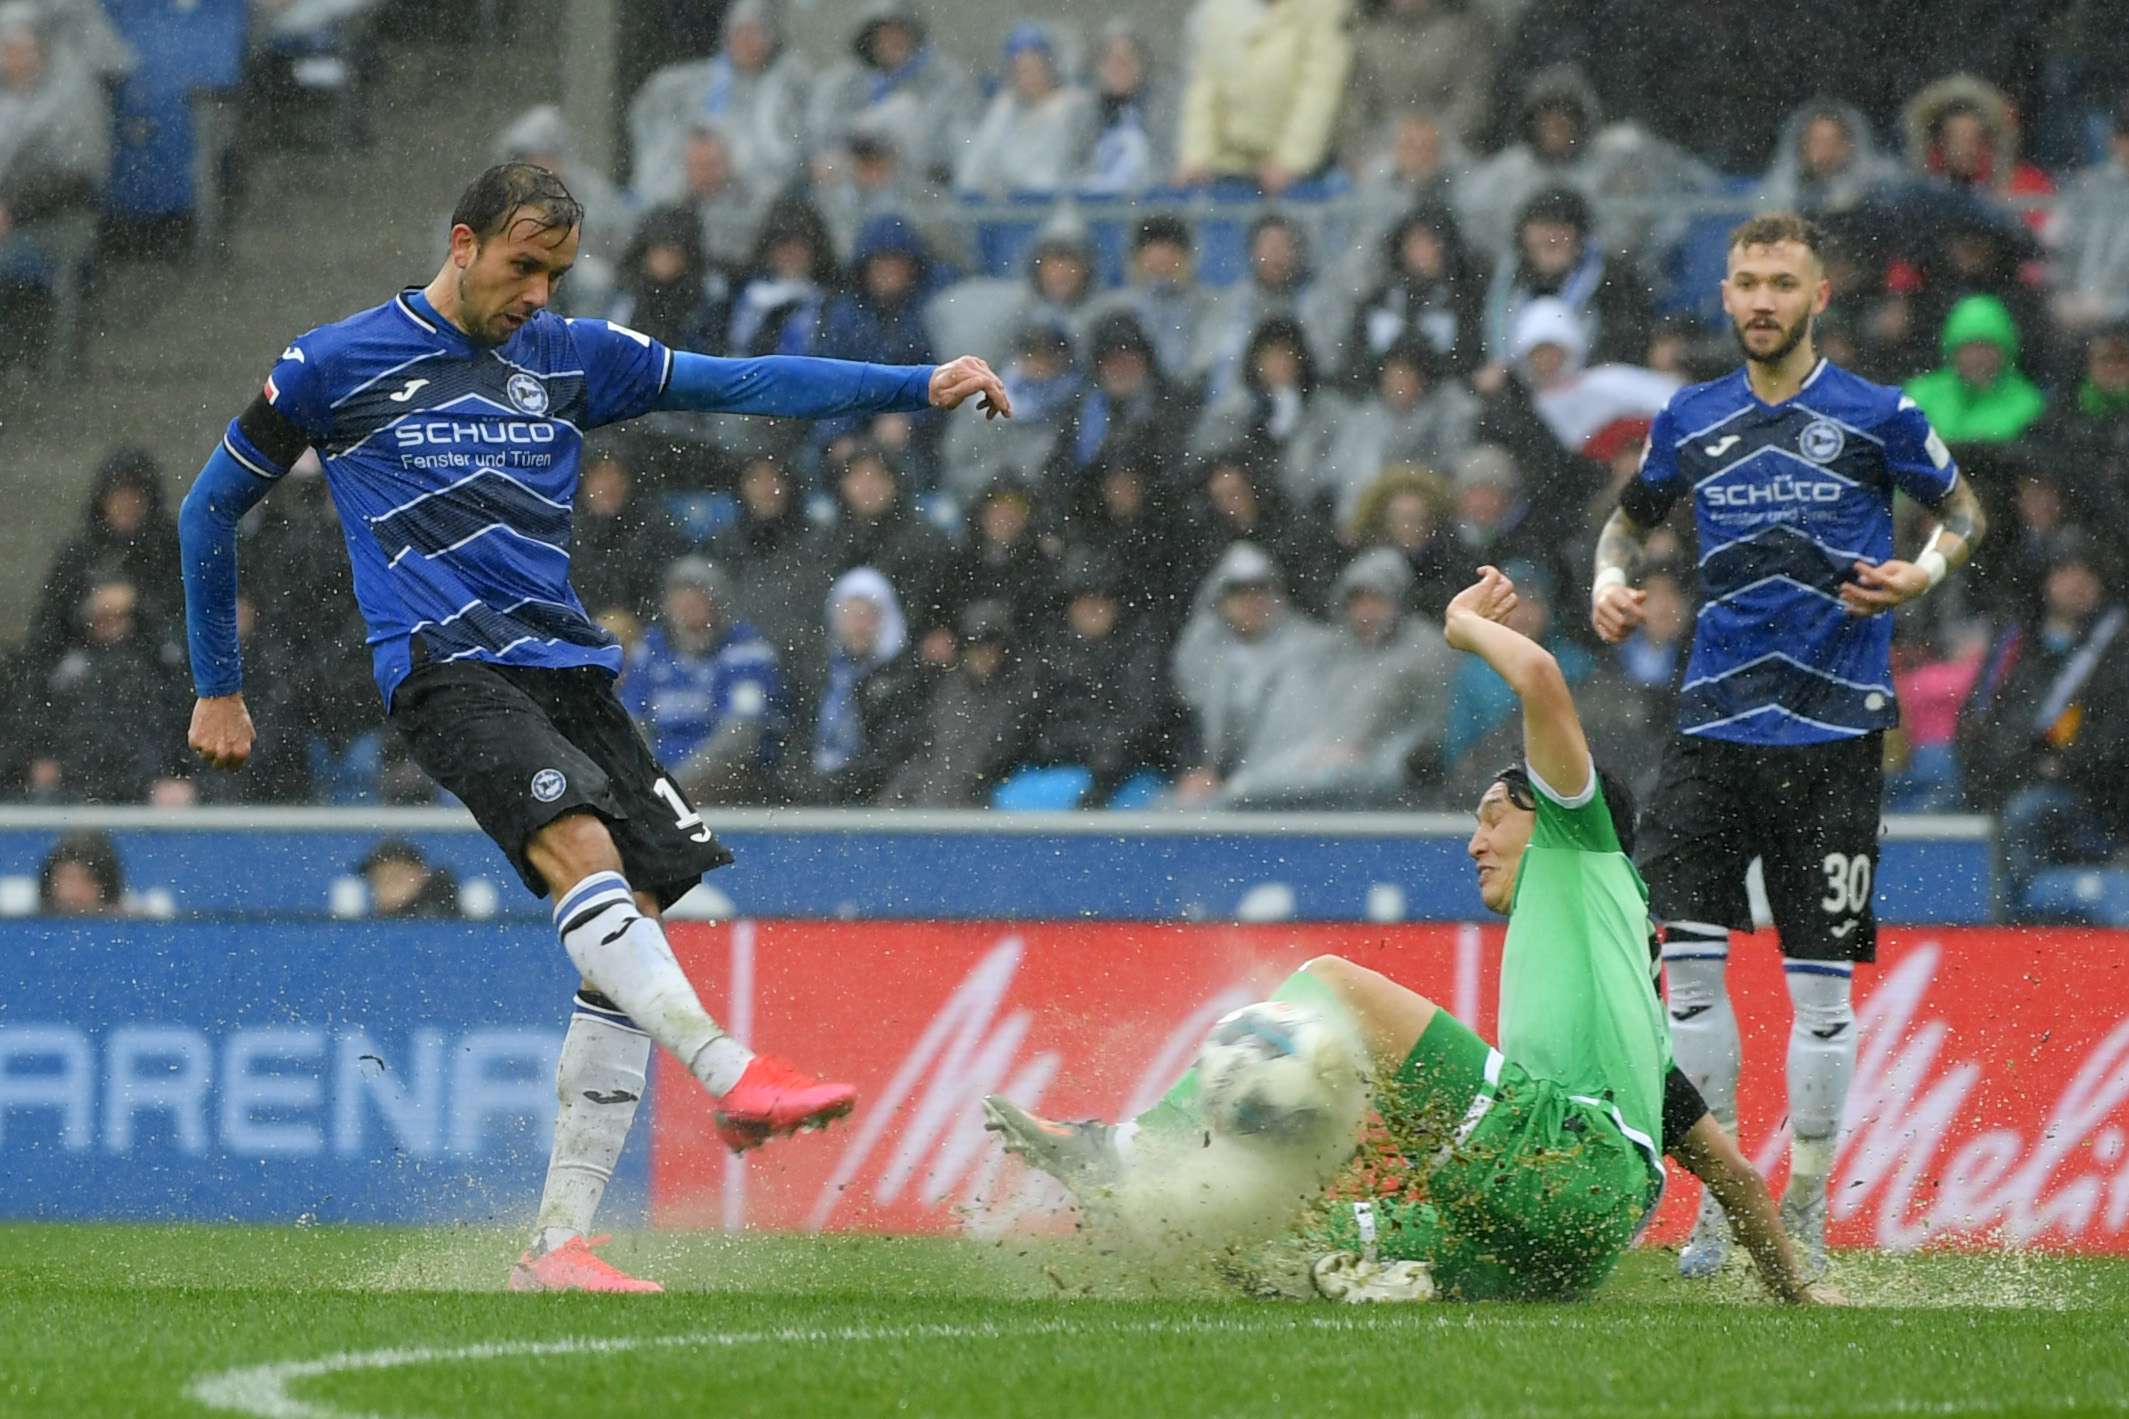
[
  {"left": 1491, "top": 761, "right": 1638, "bottom": 857},
  {"left": 1728, "top": 211, "right": 1825, "bottom": 262},
  {"left": 1517, "top": 186, "right": 1591, "bottom": 237},
  {"left": 1135, "top": 214, "right": 1192, "bottom": 251},
  {"left": 451, "top": 162, "right": 583, "bottom": 244}
]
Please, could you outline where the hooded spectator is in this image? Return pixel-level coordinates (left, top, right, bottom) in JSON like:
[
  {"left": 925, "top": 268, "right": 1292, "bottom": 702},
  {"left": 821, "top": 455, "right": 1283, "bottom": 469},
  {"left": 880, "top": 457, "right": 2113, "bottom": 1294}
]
[
  {"left": 2049, "top": 97, "right": 2129, "bottom": 339},
  {"left": 1343, "top": 463, "right": 1462, "bottom": 619},
  {"left": 1043, "top": 448, "right": 1190, "bottom": 634},
  {"left": 660, "top": 119, "right": 767, "bottom": 272},
  {"left": 1059, "top": 311, "right": 1199, "bottom": 475},
  {"left": 803, "top": 566, "right": 928, "bottom": 802},
  {"left": 25, "top": 574, "right": 190, "bottom": 804},
  {"left": 728, "top": 197, "right": 837, "bottom": 358},
  {"left": 1322, "top": 339, "right": 1479, "bottom": 523},
  {"left": 1211, "top": 547, "right": 1453, "bottom": 808},
  {"left": 1346, "top": 114, "right": 1470, "bottom": 292},
  {"left": 1169, "top": 541, "right": 1332, "bottom": 803},
  {"left": 1197, "top": 212, "right": 1344, "bottom": 402},
  {"left": 1481, "top": 186, "right": 1652, "bottom": 368},
  {"left": 1178, "top": 447, "right": 1344, "bottom": 614},
  {"left": 711, "top": 452, "right": 832, "bottom": 695},
  {"left": 955, "top": 22, "right": 1094, "bottom": 195},
  {"left": 1338, "top": 0, "right": 1495, "bottom": 157},
  {"left": 1902, "top": 293, "right": 2046, "bottom": 445},
  {"left": 628, "top": 0, "right": 812, "bottom": 198},
  {"left": 808, "top": 2, "right": 980, "bottom": 188},
  {"left": 610, "top": 204, "right": 730, "bottom": 355},
  {"left": 1194, "top": 316, "right": 1351, "bottom": 519},
  {"left": 818, "top": 212, "right": 941, "bottom": 368},
  {"left": 0, "top": 0, "right": 108, "bottom": 347},
  {"left": 25, "top": 447, "right": 181, "bottom": 678},
  {"left": 1078, "top": 20, "right": 1173, "bottom": 193},
  {"left": 2031, "top": 324, "right": 2129, "bottom": 536},
  {"left": 1174, "top": 0, "right": 1352, "bottom": 194},
  {"left": 940, "top": 480, "right": 1061, "bottom": 637},
  {"left": 571, "top": 440, "right": 687, "bottom": 626},
  {"left": 810, "top": 441, "right": 955, "bottom": 633},
  {"left": 1026, "top": 548, "right": 1179, "bottom": 800},
  {"left": 1011, "top": 215, "right": 1102, "bottom": 351},
  {"left": 943, "top": 316, "right": 1084, "bottom": 500},
  {"left": 1343, "top": 204, "right": 1487, "bottom": 381},
  {"left": 882, "top": 598, "right": 1042, "bottom": 806},
  {"left": 1759, "top": 98, "right": 1901, "bottom": 220},
  {"left": 1901, "top": 73, "right": 2055, "bottom": 234},
  {"left": 1455, "top": 63, "right": 1602, "bottom": 258}
]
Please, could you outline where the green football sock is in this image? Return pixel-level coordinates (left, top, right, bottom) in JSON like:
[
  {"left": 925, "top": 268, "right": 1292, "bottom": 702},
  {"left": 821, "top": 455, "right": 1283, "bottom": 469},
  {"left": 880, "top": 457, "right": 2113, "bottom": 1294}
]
[{"left": 1130, "top": 966, "right": 1346, "bottom": 1138}]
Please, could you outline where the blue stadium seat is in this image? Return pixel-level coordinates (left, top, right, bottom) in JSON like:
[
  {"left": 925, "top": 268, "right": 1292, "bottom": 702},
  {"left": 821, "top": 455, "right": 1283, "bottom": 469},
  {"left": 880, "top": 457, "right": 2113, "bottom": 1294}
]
[
  {"left": 663, "top": 491, "right": 738, "bottom": 545},
  {"left": 992, "top": 765, "right": 1092, "bottom": 811},
  {"left": 1886, "top": 742, "right": 1962, "bottom": 813},
  {"left": 1104, "top": 772, "right": 1167, "bottom": 810},
  {"left": 102, "top": 0, "right": 246, "bottom": 219},
  {"left": 2019, "top": 867, "right": 2129, "bottom": 926}
]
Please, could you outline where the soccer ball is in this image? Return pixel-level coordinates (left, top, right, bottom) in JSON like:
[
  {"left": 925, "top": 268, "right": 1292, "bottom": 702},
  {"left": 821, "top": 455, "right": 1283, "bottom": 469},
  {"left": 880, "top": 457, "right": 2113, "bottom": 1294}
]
[{"left": 1195, "top": 1000, "right": 1362, "bottom": 1147}]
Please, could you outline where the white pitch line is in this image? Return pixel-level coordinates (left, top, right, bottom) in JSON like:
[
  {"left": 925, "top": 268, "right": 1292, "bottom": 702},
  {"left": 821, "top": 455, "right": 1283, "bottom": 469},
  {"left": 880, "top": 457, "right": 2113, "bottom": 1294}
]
[{"left": 184, "top": 1313, "right": 2126, "bottom": 1419}]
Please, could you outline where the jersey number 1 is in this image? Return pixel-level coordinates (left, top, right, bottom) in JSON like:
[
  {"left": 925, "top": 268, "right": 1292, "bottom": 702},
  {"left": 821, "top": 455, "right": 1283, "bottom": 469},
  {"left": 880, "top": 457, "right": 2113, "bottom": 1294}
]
[{"left": 653, "top": 778, "right": 714, "bottom": 844}]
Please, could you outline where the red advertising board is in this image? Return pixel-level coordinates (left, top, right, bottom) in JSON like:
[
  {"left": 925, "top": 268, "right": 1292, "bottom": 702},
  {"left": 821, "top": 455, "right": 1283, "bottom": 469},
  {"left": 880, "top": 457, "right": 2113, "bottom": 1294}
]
[{"left": 652, "top": 923, "right": 2129, "bottom": 1253}]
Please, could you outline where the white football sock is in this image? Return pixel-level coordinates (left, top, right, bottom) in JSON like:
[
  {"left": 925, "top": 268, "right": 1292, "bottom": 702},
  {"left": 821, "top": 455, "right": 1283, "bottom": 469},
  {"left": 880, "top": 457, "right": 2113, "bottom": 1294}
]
[
  {"left": 553, "top": 872, "right": 754, "bottom": 1094},
  {"left": 1662, "top": 924, "right": 1739, "bottom": 1127},
  {"left": 1783, "top": 962, "right": 1856, "bottom": 1192},
  {"left": 532, "top": 995, "right": 649, "bottom": 1251}
]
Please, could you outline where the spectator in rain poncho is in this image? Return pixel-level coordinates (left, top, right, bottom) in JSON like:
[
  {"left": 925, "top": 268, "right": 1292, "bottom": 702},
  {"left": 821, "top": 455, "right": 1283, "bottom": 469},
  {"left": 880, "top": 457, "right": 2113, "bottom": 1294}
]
[
  {"left": 2049, "top": 97, "right": 2129, "bottom": 340},
  {"left": 1902, "top": 293, "right": 2047, "bottom": 446},
  {"left": 728, "top": 197, "right": 836, "bottom": 357},
  {"left": 807, "top": 1, "right": 979, "bottom": 188},
  {"left": 804, "top": 567, "right": 927, "bottom": 803},
  {"left": 1083, "top": 215, "right": 1219, "bottom": 388},
  {"left": 1480, "top": 186, "right": 1651, "bottom": 369},
  {"left": 1196, "top": 212, "right": 1345, "bottom": 403},
  {"left": 1168, "top": 541, "right": 1331, "bottom": 805},
  {"left": 1207, "top": 547, "right": 1453, "bottom": 809},
  {"left": 628, "top": 0, "right": 811, "bottom": 202},
  {"left": 608, "top": 205, "right": 731, "bottom": 356},
  {"left": 881, "top": 599, "right": 1042, "bottom": 807},
  {"left": 1322, "top": 338, "right": 1480, "bottom": 523},
  {"left": 0, "top": 0, "right": 108, "bottom": 312},
  {"left": 1337, "top": 0, "right": 1496, "bottom": 158},
  {"left": 1758, "top": 98, "right": 1901, "bottom": 221},
  {"left": 1173, "top": 0, "right": 1352, "bottom": 193},
  {"left": 954, "top": 23, "right": 1093, "bottom": 196},
  {"left": 1341, "top": 202, "right": 1487, "bottom": 380},
  {"left": 1193, "top": 316, "right": 1352, "bottom": 520},
  {"left": 1077, "top": 20, "right": 1173, "bottom": 193},
  {"left": 493, "top": 104, "right": 631, "bottom": 313},
  {"left": 23, "top": 447, "right": 181, "bottom": 679}
]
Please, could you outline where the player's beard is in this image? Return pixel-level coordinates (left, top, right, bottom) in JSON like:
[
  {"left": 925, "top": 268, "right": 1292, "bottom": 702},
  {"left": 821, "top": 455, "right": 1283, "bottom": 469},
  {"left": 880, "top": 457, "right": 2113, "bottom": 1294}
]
[
  {"left": 455, "top": 270, "right": 508, "bottom": 347},
  {"left": 1731, "top": 308, "right": 1812, "bottom": 367}
]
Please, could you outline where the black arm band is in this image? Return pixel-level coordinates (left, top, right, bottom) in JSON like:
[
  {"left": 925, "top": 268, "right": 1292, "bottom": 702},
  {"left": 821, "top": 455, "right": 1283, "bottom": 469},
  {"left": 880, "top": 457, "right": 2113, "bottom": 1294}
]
[
  {"left": 1618, "top": 478, "right": 1675, "bottom": 529},
  {"left": 235, "top": 393, "right": 315, "bottom": 472}
]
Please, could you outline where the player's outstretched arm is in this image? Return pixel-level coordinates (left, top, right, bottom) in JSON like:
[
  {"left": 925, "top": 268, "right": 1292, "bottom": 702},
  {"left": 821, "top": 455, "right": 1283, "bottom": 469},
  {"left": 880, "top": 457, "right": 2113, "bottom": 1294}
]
[
  {"left": 1444, "top": 566, "right": 1592, "bottom": 800},
  {"left": 1590, "top": 506, "right": 1656, "bottom": 644},
  {"left": 654, "top": 351, "right": 1010, "bottom": 421},
  {"left": 179, "top": 444, "right": 274, "bottom": 770},
  {"left": 1669, "top": 1112, "right": 1850, "bottom": 1305}
]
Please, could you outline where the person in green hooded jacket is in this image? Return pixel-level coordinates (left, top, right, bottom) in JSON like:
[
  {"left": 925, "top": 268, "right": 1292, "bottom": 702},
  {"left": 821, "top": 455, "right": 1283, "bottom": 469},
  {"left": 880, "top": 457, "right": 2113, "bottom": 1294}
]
[{"left": 1902, "top": 293, "right": 2047, "bottom": 444}]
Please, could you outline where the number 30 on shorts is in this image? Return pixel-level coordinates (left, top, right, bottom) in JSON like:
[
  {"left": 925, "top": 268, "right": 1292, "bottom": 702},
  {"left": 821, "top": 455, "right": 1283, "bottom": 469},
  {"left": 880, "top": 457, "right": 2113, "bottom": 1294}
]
[
  {"left": 1820, "top": 852, "right": 1873, "bottom": 915},
  {"left": 652, "top": 778, "right": 715, "bottom": 844}
]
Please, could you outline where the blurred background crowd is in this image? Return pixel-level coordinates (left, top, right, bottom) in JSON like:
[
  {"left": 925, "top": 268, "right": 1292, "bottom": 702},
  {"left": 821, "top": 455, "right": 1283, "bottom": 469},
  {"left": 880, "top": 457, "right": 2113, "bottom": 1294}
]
[{"left": 3, "top": 0, "right": 2128, "bottom": 919}]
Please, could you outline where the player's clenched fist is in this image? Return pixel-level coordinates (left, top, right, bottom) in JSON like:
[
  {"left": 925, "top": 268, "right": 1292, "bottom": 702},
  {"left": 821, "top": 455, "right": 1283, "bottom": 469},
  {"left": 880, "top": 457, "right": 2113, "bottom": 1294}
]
[
  {"left": 928, "top": 355, "right": 1012, "bottom": 419},
  {"left": 1591, "top": 582, "right": 1647, "bottom": 644},
  {"left": 189, "top": 694, "right": 256, "bottom": 771}
]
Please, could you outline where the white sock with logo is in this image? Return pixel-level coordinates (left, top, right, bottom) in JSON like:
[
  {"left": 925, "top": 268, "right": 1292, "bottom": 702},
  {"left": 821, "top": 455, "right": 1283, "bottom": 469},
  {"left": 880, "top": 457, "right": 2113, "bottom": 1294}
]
[
  {"left": 1784, "top": 963, "right": 1856, "bottom": 1198},
  {"left": 1662, "top": 924, "right": 1740, "bottom": 1127},
  {"left": 532, "top": 995, "right": 650, "bottom": 1253},
  {"left": 553, "top": 872, "right": 754, "bottom": 1095}
]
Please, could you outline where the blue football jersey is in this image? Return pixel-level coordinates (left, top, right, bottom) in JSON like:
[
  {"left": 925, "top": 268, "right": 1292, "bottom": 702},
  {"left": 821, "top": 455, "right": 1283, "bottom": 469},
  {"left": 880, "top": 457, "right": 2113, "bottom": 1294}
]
[
  {"left": 1621, "top": 358, "right": 1959, "bottom": 747},
  {"left": 222, "top": 289, "right": 671, "bottom": 705}
]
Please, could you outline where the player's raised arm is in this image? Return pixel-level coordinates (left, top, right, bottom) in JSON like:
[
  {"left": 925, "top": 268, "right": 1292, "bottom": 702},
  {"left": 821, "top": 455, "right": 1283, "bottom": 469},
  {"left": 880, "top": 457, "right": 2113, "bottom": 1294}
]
[
  {"left": 1443, "top": 566, "right": 1593, "bottom": 800},
  {"left": 652, "top": 350, "right": 1011, "bottom": 421}
]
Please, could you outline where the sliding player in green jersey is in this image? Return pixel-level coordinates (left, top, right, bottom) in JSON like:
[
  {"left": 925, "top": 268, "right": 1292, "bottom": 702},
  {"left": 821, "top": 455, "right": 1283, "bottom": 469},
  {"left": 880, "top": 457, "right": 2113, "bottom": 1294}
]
[{"left": 987, "top": 567, "right": 1841, "bottom": 1304}]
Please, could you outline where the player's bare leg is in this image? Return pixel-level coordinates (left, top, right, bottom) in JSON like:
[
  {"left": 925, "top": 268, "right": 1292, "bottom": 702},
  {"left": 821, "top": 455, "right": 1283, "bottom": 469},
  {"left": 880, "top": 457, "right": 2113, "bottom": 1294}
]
[{"left": 531, "top": 810, "right": 853, "bottom": 1144}]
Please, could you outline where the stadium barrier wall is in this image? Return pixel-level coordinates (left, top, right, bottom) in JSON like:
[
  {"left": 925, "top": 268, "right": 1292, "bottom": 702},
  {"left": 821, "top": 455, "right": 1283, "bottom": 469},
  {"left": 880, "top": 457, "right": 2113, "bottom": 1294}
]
[
  {"left": 4, "top": 912, "right": 2124, "bottom": 1254},
  {"left": 0, "top": 807, "right": 1996, "bottom": 924}
]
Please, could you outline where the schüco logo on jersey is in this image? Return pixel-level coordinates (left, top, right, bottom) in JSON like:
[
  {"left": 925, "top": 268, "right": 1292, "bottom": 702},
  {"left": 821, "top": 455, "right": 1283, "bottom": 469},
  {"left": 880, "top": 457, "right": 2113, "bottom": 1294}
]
[
  {"left": 394, "top": 422, "right": 558, "bottom": 450},
  {"left": 1703, "top": 475, "right": 1845, "bottom": 508}
]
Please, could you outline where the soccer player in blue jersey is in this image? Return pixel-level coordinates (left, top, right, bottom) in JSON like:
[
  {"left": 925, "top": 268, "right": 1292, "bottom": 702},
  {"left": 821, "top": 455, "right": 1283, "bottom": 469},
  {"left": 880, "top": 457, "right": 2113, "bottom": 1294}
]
[
  {"left": 177, "top": 163, "right": 1011, "bottom": 1292},
  {"left": 1590, "top": 213, "right": 1987, "bottom": 1281}
]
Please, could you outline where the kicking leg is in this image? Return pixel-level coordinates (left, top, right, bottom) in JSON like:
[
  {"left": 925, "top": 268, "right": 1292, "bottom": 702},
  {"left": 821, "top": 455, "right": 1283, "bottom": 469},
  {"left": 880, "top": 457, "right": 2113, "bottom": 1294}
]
[{"left": 535, "top": 812, "right": 853, "bottom": 1151}]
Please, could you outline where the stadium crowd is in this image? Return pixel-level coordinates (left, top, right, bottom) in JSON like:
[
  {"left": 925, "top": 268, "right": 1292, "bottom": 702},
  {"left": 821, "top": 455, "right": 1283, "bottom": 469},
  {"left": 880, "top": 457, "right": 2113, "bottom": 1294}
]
[{"left": 5, "top": 0, "right": 2129, "bottom": 915}]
